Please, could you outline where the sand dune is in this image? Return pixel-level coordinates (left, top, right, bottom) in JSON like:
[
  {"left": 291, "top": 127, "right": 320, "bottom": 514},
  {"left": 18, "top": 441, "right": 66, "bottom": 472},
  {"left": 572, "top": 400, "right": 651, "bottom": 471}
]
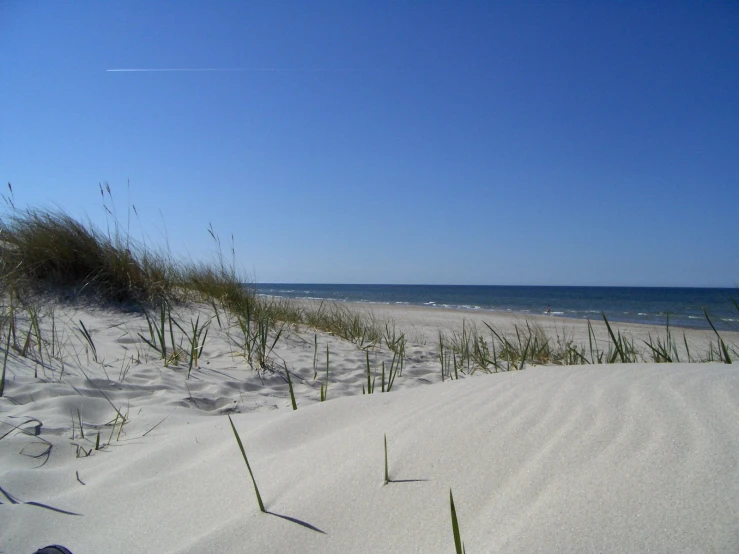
[{"left": 1, "top": 301, "right": 738, "bottom": 553}]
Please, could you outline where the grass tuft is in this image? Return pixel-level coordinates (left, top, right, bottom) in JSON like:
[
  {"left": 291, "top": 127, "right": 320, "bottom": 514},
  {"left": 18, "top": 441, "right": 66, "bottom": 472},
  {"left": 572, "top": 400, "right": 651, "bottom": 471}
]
[
  {"left": 0, "top": 208, "right": 172, "bottom": 303},
  {"left": 0, "top": 202, "right": 256, "bottom": 312}
]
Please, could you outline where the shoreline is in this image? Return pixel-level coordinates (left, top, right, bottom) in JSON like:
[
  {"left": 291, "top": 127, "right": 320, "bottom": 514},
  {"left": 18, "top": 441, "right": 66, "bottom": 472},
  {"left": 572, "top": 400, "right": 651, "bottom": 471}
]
[
  {"left": 281, "top": 297, "right": 739, "bottom": 356},
  {"left": 256, "top": 289, "right": 739, "bottom": 332}
]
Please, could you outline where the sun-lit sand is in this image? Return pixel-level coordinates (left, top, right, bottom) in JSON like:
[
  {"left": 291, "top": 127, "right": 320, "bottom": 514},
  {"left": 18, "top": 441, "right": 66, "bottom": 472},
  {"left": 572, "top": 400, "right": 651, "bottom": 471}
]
[{"left": 2, "top": 300, "right": 738, "bottom": 553}]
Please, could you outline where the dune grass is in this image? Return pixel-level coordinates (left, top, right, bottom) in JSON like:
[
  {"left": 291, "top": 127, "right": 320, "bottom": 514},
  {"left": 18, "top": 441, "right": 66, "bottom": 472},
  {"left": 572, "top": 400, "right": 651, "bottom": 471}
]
[
  {"left": 0, "top": 208, "right": 172, "bottom": 304},
  {"left": 3, "top": 192, "right": 739, "bottom": 552},
  {"left": 320, "top": 344, "right": 329, "bottom": 402},
  {"left": 364, "top": 350, "right": 376, "bottom": 394},
  {"left": 0, "top": 188, "right": 255, "bottom": 313},
  {"left": 431, "top": 309, "right": 738, "bottom": 376},
  {"left": 268, "top": 299, "right": 384, "bottom": 350},
  {"left": 703, "top": 308, "right": 732, "bottom": 364},
  {"left": 384, "top": 434, "right": 390, "bottom": 484},
  {"left": 228, "top": 414, "right": 266, "bottom": 513},
  {"left": 0, "top": 331, "right": 9, "bottom": 397},
  {"left": 284, "top": 363, "right": 298, "bottom": 410},
  {"left": 1, "top": 195, "right": 736, "bottom": 408},
  {"left": 0, "top": 196, "right": 285, "bottom": 378},
  {"left": 75, "top": 319, "right": 98, "bottom": 364},
  {"left": 450, "top": 489, "right": 466, "bottom": 554}
]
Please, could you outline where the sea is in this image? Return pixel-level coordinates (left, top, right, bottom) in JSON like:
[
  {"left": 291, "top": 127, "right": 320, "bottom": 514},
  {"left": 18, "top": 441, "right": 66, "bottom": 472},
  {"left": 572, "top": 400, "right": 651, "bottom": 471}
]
[{"left": 255, "top": 284, "right": 739, "bottom": 332}]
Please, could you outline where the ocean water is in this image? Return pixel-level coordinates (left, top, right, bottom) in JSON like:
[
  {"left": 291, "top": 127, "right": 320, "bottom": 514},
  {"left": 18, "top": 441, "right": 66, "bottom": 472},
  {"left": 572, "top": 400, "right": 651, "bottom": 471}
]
[{"left": 255, "top": 284, "right": 739, "bottom": 331}]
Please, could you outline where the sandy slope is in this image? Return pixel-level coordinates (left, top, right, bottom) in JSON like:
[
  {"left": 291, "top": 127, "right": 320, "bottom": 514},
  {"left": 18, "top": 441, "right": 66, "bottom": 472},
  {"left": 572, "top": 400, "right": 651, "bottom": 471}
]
[{"left": 1, "top": 301, "right": 738, "bottom": 553}]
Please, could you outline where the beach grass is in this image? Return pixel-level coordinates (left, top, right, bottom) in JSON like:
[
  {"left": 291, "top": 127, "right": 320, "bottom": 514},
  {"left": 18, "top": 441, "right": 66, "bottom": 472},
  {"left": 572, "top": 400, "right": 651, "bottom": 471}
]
[
  {"left": 704, "top": 308, "right": 732, "bottom": 364},
  {"left": 75, "top": 319, "right": 98, "bottom": 364},
  {"left": 2, "top": 195, "right": 739, "bottom": 554},
  {"left": 0, "top": 197, "right": 256, "bottom": 317},
  {"left": 384, "top": 433, "right": 389, "bottom": 484},
  {"left": 1, "top": 200, "right": 737, "bottom": 406},
  {"left": 0, "top": 207, "right": 173, "bottom": 304},
  {"left": 228, "top": 414, "right": 266, "bottom": 513},
  {"left": 364, "top": 350, "right": 376, "bottom": 394},
  {"left": 320, "top": 344, "right": 329, "bottom": 402},
  {"left": 450, "top": 489, "right": 465, "bottom": 554},
  {"left": 284, "top": 362, "right": 298, "bottom": 410},
  {"left": 0, "top": 330, "right": 10, "bottom": 396},
  {"left": 183, "top": 314, "right": 211, "bottom": 378}
]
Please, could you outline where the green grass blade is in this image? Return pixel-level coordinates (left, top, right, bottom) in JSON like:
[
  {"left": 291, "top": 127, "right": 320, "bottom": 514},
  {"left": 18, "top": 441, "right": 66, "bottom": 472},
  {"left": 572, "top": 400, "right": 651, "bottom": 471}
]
[
  {"left": 167, "top": 307, "right": 177, "bottom": 363},
  {"left": 268, "top": 323, "right": 284, "bottom": 355},
  {"left": 704, "top": 308, "right": 732, "bottom": 364},
  {"left": 78, "top": 319, "right": 98, "bottom": 362},
  {"left": 77, "top": 409, "right": 84, "bottom": 439},
  {"left": 586, "top": 318, "right": 596, "bottom": 364},
  {"left": 387, "top": 353, "right": 399, "bottom": 392},
  {"left": 159, "top": 302, "right": 167, "bottom": 361},
  {"left": 313, "top": 334, "right": 318, "bottom": 371},
  {"left": 285, "top": 364, "right": 297, "bottom": 411},
  {"left": 137, "top": 333, "right": 162, "bottom": 353},
  {"left": 602, "top": 312, "right": 625, "bottom": 363},
  {"left": 323, "top": 344, "right": 329, "bottom": 400},
  {"left": 384, "top": 434, "right": 389, "bottom": 484},
  {"left": 227, "top": 415, "right": 265, "bottom": 512},
  {"left": 683, "top": 333, "right": 692, "bottom": 363},
  {"left": 450, "top": 489, "right": 464, "bottom": 554},
  {"left": 0, "top": 331, "right": 10, "bottom": 397}
]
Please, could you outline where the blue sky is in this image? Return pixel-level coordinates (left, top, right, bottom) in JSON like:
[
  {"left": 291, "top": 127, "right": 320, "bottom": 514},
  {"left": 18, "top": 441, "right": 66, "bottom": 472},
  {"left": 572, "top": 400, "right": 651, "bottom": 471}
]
[{"left": 2, "top": 1, "right": 737, "bottom": 287}]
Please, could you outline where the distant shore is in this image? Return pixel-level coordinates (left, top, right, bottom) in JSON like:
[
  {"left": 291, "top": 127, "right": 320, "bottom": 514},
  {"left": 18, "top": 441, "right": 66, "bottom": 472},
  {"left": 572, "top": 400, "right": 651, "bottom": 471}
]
[{"left": 291, "top": 298, "right": 739, "bottom": 362}]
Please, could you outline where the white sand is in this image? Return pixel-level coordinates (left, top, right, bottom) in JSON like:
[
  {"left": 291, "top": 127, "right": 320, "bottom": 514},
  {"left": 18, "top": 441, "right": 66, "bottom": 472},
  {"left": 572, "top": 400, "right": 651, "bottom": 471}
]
[{"left": 1, "top": 301, "right": 738, "bottom": 553}]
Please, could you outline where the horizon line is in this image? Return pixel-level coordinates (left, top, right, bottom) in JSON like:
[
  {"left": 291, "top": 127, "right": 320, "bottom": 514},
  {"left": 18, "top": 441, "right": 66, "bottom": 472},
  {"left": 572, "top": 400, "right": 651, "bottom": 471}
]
[{"left": 252, "top": 282, "right": 736, "bottom": 289}]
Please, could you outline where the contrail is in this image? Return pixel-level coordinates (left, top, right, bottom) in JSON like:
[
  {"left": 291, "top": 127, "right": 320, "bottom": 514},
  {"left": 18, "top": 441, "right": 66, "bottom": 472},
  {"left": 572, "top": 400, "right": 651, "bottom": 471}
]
[
  {"left": 106, "top": 68, "right": 349, "bottom": 72},
  {"left": 107, "top": 68, "right": 242, "bottom": 72}
]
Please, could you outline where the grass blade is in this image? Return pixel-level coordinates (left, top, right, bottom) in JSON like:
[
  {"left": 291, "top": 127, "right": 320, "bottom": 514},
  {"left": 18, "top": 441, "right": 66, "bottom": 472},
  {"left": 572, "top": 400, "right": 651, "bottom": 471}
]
[
  {"left": 284, "top": 363, "right": 297, "bottom": 411},
  {"left": 602, "top": 312, "right": 625, "bottom": 363},
  {"left": 384, "top": 434, "right": 389, "bottom": 484},
  {"left": 683, "top": 332, "right": 692, "bottom": 363},
  {"left": 76, "top": 409, "right": 85, "bottom": 439},
  {"left": 450, "top": 488, "right": 464, "bottom": 554},
  {"left": 77, "top": 319, "right": 98, "bottom": 363},
  {"left": 227, "top": 414, "right": 265, "bottom": 512},
  {"left": 313, "top": 334, "right": 318, "bottom": 371},
  {"left": 0, "top": 331, "right": 10, "bottom": 397},
  {"left": 142, "top": 408, "right": 177, "bottom": 437},
  {"left": 704, "top": 308, "right": 732, "bottom": 364}
]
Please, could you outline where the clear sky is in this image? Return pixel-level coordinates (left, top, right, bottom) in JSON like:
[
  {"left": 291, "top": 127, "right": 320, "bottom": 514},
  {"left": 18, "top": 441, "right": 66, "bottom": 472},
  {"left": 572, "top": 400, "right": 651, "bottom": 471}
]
[{"left": 2, "top": 1, "right": 737, "bottom": 287}]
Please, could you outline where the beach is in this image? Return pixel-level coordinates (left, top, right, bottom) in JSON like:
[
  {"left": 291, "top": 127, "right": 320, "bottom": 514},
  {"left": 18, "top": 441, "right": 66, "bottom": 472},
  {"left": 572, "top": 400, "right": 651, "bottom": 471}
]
[
  {"left": 5, "top": 1, "right": 738, "bottom": 550},
  {"left": 2, "top": 299, "right": 738, "bottom": 553},
  {"left": 5, "top": 0, "right": 739, "bottom": 550}
]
